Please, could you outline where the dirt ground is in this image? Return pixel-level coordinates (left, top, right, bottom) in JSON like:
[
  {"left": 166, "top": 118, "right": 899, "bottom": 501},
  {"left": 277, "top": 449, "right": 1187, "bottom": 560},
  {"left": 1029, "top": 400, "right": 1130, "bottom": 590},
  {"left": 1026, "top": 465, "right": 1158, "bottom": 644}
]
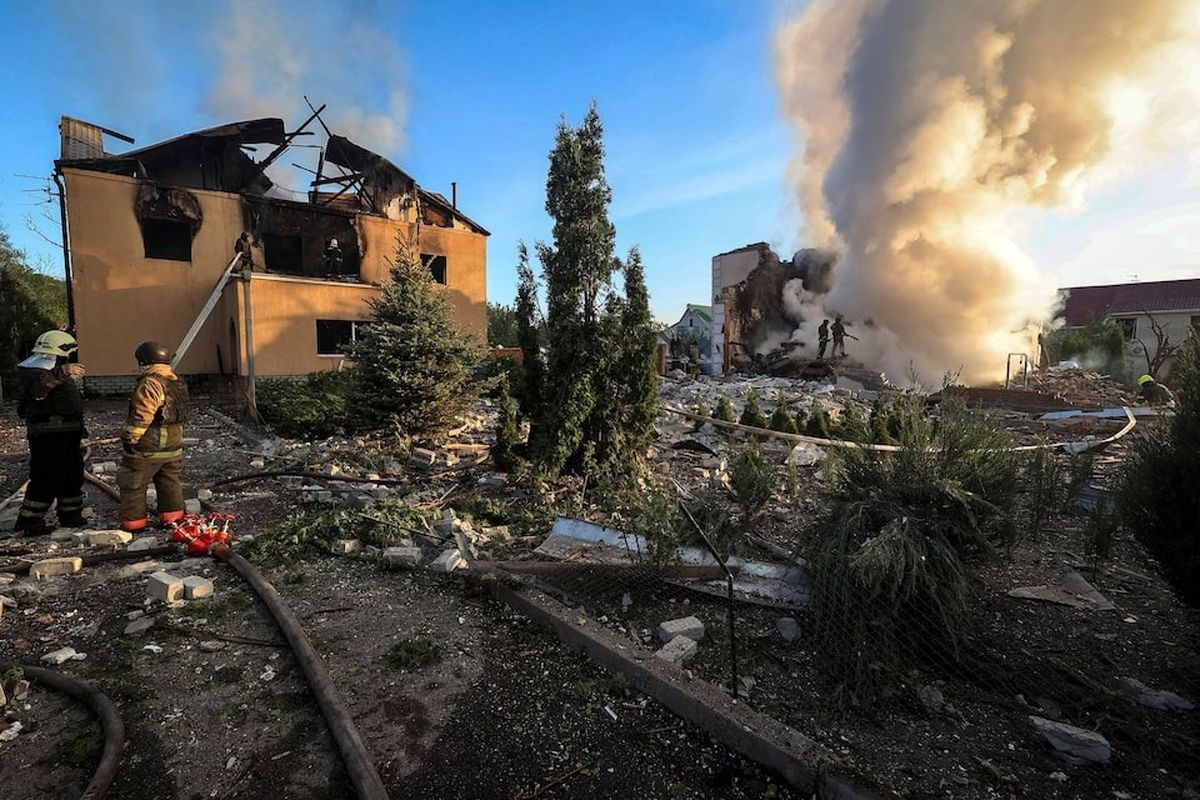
[
  {"left": 0, "top": 401, "right": 794, "bottom": 800},
  {"left": 3, "top": 383, "right": 1199, "bottom": 800}
]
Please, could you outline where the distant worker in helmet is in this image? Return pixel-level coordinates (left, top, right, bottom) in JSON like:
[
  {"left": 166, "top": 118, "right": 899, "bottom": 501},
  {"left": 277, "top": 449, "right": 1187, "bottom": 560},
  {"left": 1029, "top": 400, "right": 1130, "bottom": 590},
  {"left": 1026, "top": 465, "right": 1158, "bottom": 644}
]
[
  {"left": 117, "top": 341, "right": 190, "bottom": 532},
  {"left": 817, "top": 320, "right": 830, "bottom": 359},
  {"left": 831, "top": 316, "right": 850, "bottom": 357},
  {"left": 13, "top": 330, "right": 88, "bottom": 535},
  {"left": 1136, "top": 373, "right": 1177, "bottom": 407}
]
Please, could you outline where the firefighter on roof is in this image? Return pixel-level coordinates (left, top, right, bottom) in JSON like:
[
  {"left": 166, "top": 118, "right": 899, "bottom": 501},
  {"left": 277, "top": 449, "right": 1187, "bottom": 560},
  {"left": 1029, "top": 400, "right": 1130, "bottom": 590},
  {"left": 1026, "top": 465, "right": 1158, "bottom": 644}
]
[
  {"left": 13, "top": 330, "right": 88, "bottom": 535},
  {"left": 117, "top": 341, "right": 190, "bottom": 531}
]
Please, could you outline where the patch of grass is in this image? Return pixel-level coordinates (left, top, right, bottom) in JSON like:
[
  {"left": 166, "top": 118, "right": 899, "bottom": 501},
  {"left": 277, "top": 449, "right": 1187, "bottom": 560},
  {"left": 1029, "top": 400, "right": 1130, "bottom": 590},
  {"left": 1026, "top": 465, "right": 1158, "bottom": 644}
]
[
  {"left": 1023, "top": 439, "right": 1063, "bottom": 539},
  {"left": 49, "top": 722, "right": 103, "bottom": 768},
  {"left": 212, "top": 665, "right": 243, "bottom": 684},
  {"left": 179, "top": 593, "right": 251, "bottom": 622},
  {"left": 381, "top": 638, "right": 442, "bottom": 672}
]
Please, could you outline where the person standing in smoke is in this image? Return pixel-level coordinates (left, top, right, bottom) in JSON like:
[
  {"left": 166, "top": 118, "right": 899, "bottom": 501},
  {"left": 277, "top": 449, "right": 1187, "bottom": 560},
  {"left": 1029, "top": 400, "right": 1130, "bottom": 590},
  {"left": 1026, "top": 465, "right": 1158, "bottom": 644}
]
[
  {"left": 817, "top": 319, "right": 830, "bottom": 359},
  {"left": 831, "top": 316, "right": 849, "bottom": 357}
]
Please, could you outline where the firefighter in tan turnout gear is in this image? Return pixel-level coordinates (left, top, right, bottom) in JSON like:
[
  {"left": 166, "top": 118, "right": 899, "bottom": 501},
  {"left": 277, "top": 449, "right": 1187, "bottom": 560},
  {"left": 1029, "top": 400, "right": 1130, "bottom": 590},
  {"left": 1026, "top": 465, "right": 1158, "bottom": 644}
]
[
  {"left": 118, "top": 341, "right": 190, "bottom": 532},
  {"left": 13, "top": 330, "right": 88, "bottom": 535}
]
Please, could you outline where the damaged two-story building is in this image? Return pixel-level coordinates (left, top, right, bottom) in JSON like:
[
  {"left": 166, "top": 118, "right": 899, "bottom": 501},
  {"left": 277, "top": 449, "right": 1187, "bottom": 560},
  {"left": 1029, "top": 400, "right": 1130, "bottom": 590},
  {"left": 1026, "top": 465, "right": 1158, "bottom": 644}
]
[{"left": 55, "top": 114, "right": 488, "bottom": 393}]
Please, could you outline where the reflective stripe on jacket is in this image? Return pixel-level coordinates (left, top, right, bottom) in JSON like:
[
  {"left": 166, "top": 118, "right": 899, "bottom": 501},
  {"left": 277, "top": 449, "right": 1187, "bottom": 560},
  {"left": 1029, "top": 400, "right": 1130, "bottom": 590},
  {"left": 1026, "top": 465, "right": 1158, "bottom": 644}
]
[{"left": 123, "top": 364, "right": 189, "bottom": 459}]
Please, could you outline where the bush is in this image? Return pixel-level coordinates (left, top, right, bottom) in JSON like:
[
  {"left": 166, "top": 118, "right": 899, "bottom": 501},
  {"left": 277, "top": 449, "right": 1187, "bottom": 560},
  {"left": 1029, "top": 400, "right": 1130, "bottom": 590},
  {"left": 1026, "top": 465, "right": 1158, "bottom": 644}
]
[
  {"left": 811, "top": 397, "right": 1018, "bottom": 701},
  {"left": 256, "top": 371, "right": 353, "bottom": 439},
  {"left": 1044, "top": 317, "right": 1125, "bottom": 370},
  {"left": 769, "top": 392, "right": 798, "bottom": 434},
  {"left": 836, "top": 402, "right": 868, "bottom": 442},
  {"left": 739, "top": 390, "right": 767, "bottom": 428},
  {"left": 730, "top": 443, "right": 776, "bottom": 525},
  {"left": 714, "top": 396, "right": 736, "bottom": 422},
  {"left": 805, "top": 407, "right": 832, "bottom": 439},
  {"left": 868, "top": 397, "right": 893, "bottom": 444},
  {"left": 492, "top": 375, "right": 520, "bottom": 472},
  {"left": 1119, "top": 334, "right": 1200, "bottom": 604},
  {"left": 1023, "top": 441, "right": 1063, "bottom": 539}
]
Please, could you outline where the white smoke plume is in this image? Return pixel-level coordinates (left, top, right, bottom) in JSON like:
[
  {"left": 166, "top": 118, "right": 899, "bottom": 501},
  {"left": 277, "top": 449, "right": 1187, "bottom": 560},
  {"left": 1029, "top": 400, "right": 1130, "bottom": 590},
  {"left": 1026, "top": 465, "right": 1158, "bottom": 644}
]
[
  {"left": 206, "top": 0, "right": 407, "bottom": 165},
  {"left": 775, "top": 0, "right": 1200, "bottom": 383}
]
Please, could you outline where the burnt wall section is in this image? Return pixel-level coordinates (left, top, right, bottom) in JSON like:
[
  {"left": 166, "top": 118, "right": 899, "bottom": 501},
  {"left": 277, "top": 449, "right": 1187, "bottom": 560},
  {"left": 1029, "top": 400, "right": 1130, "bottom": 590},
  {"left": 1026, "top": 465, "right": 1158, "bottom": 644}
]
[{"left": 242, "top": 196, "right": 362, "bottom": 279}]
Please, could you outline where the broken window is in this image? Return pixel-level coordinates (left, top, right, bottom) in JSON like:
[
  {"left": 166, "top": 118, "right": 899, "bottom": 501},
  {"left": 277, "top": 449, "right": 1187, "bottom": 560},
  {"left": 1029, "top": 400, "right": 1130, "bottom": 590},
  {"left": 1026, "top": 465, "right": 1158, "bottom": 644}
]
[
  {"left": 141, "top": 218, "right": 193, "bottom": 261},
  {"left": 264, "top": 234, "right": 303, "bottom": 273},
  {"left": 316, "top": 319, "right": 362, "bottom": 356},
  {"left": 424, "top": 253, "right": 448, "bottom": 285}
]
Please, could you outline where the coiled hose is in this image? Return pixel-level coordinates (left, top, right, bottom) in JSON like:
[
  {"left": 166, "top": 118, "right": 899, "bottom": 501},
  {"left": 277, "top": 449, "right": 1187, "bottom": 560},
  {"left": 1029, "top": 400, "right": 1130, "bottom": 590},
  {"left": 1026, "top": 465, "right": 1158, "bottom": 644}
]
[{"left": 1, "top": 664, "right": 125, "bottom": 800}]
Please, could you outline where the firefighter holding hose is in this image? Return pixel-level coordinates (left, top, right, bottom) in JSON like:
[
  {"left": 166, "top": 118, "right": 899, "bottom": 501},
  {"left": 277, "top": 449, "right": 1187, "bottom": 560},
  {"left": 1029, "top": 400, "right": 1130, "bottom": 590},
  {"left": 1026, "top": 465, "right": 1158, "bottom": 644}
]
[
  {"left": 117, "top": 341, "right": 190, "bottom": 532},
  {"left": 12, "top": 330, "right": 88, "bottom": 535}
]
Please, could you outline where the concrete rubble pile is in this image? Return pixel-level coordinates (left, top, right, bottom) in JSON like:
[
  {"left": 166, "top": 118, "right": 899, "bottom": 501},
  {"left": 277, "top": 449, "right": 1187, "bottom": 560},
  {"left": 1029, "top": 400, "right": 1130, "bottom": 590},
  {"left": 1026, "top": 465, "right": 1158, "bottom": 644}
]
[{"left": 1025, "top": 366, "right": 1136, "bottom": 409}]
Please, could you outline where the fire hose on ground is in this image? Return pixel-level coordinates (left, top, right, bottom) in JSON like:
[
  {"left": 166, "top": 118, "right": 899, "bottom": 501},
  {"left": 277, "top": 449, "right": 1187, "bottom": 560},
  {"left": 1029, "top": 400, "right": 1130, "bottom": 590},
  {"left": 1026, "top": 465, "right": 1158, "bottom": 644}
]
[
  {"left": 65, "top": 474, "right": 391, "bottom": 799},
  {"left": 0, "top": 664, "right": 125, "bottom": 800}
]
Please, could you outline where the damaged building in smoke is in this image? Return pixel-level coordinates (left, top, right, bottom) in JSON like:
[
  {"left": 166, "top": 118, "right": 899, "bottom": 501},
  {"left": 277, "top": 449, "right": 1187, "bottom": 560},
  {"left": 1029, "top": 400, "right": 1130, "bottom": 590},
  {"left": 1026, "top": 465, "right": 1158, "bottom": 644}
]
[
  {"left": 55, "top": 114, "right": 488, "bottom": 392},
  {"left": 708, "top": 242, "right": 838, "bottom": 376}
]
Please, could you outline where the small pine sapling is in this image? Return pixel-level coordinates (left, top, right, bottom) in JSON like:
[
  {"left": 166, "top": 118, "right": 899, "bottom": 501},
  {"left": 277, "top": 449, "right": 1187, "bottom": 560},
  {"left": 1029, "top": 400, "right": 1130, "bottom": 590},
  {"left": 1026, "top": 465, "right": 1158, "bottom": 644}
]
[
  {"left": 769, "top": 392, "right": 798, "bottom": 434},
  {"left": 714, "top": 396, "right": 736, "bottom": 422},
  {"left": 740, "top": 389, "right": 768, "bottom": 428}
]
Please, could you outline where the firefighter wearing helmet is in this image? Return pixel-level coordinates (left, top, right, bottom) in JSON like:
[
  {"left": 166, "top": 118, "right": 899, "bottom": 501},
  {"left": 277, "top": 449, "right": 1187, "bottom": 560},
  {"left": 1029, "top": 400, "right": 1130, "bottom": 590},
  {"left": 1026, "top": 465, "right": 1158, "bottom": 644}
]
[
  {"left": 117, "top": 341, "right": 190, "bottom": 531},
  {"left": 13, "top": 330, "right": 88, "bottom": 535}
]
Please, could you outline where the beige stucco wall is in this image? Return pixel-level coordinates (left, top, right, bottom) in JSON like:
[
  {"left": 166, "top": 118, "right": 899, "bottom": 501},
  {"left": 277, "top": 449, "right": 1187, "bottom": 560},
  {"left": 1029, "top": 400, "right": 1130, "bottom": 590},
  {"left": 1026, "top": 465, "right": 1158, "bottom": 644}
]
[
  {"left": 1114, "top": 311, "right": 1200, "bottom": 380},
  {"left": 64, "top": 168, "right": 487, "bottom": 379}
]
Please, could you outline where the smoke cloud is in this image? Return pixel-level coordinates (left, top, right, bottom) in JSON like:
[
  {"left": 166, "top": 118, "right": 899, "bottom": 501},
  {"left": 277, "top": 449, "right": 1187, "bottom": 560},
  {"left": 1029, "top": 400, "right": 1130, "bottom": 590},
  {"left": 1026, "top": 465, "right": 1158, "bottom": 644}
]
[
  {"left": 775, "top": 0, "right": 1200, "bottom": 383},
  {"left": 206, "top": 0, "right": 408, "bottom": 164}
]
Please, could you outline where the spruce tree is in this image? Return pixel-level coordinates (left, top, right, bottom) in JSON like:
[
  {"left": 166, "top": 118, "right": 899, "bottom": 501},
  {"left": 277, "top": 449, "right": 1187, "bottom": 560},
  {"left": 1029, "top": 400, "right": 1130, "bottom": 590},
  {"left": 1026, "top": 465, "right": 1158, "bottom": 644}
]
[
  {"left": 492, "top": 374, "right": 520, "bottom": 472},
  {"left": 837, "top": 402, "right": 868, "bottom": 442},
  {"left": 526, "top": 104, "right": 659, "bottom": 481},
  {"left": 806, "top": 407, "right": 833, "bottom": 439},
  {"left": 348, "top": 235, "right": 482, "bottom": 439},
  {"left": 740, "top": 389, "right": 768, "bottom": 428},
  {"left": 769, "top": 392, "right": 798, "bottom": 434},
  {"left": 714, "top": 396, "right": 736, "bottom": 422},
  {"left": 514, "top": 242, "right": 544, "bottom": 420},
  {"left": 617, "top": 247, "right": 659, "bottom": 455}
]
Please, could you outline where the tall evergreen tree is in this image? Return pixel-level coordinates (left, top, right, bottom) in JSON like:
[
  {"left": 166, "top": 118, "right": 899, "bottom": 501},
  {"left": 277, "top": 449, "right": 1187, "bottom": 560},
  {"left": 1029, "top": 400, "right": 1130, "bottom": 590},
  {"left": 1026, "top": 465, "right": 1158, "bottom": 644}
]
[
  {"left": 617, "top": 247, "right": 659, "bottom": 456},
  {"left": 514, "top": 242, "right": 544, "bottom": 420},
  {"left": 348, "top": 235, "right": 482, "bottom": 440},
  {"left": 531, "top": 105, "right": 618, "bottom": 477},
  {"left": 492, "top": 374, "right": 520, "bottom": 472}
]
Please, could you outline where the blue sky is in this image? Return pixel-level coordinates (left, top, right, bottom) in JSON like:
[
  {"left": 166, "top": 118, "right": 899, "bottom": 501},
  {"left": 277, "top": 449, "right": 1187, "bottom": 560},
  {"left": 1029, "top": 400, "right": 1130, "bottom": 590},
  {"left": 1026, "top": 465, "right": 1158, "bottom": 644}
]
[{"left": 1, "top": 0, "right": 1197, "bottom": 323}]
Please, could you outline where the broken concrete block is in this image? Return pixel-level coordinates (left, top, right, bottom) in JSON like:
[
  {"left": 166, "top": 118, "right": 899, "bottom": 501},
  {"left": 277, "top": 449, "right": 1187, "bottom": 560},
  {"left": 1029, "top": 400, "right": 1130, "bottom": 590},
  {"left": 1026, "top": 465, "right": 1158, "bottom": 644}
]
[
  {"left": 1117, "top": 678, "right": 1196, "bottom": 711},
  {"left": 776, "top": 616, "right": 800, "bottom": 643},
  {"left": 83, "top": 530, "right": 133, "bottom": 548},
  {"left": 29, "top": 557, "right": 83, "bottom": 581},
  {"left": 1008, "top": 571, "right": 1116, "bottom": 612},
  {"left": 409, "top": 447, "right": 437, "bottom": 468},
  {"left": 657, "top": 615, "right": 705, "bottom": 643},
  {"left": 1030, "top": 716, "right": 1111, "bottom": 764},
  {"left": 124, "top": 617, "right": 155, "bottom": 635},
  {"left": 197, "top": 488, "right": 213, "bottom": 502},
  {"left": 249, "top": 458, "right": 266, "bottom": 470},
  {"left": 383, "top": 546, "right": 422, "bottom": 569},
  {"left": 185, "top": 498, "right": 203, "bottom": 515},
  {"left": 147, "top": 571, "right": 184, "bottom": 602},
  {"left": 41, "top": 646, "right": 83, "bottom": 666},
  {"left": 429, "top": 548, "right": 466, "bottom": 573},
  {"left": 655, "top": 636, "right": 699, "bottom": 666},
  {"left": 182, "top": 576, "right": 214, "bottom": 600},
  {"left": 330, "top": 539, "right": 361, "bottom": 556},
  {"left": 127, "top": 537, "right": 159, "bottom": 552}
]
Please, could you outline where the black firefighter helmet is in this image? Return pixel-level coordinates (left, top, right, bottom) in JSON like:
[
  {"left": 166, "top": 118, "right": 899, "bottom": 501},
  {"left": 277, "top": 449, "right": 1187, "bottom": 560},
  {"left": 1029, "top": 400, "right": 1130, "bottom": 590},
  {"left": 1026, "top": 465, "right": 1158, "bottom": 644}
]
[{"left": 135, "top": 341, "right": 173, "bottom": 366}]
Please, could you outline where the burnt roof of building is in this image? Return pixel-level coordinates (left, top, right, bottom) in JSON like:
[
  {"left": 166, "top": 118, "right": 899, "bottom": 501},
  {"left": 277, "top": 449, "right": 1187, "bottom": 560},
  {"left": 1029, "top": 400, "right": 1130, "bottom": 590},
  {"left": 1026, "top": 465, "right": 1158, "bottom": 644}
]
[
  {"left": 418, "top": 188, "right": 490, "bottom": 236},
  {"left": 1059, "top": 277, "right": 1200, "bottom": 325}
]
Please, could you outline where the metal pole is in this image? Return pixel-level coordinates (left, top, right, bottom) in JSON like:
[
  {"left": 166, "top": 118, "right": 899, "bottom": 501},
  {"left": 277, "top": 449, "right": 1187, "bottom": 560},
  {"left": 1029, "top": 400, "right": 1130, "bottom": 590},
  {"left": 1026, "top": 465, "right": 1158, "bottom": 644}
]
[
  {"left": 679, "top": 501, "right": 739, "bottom": 699},
  {"left": 241, "top": 272, "right": 259, "bottom": 420}
]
